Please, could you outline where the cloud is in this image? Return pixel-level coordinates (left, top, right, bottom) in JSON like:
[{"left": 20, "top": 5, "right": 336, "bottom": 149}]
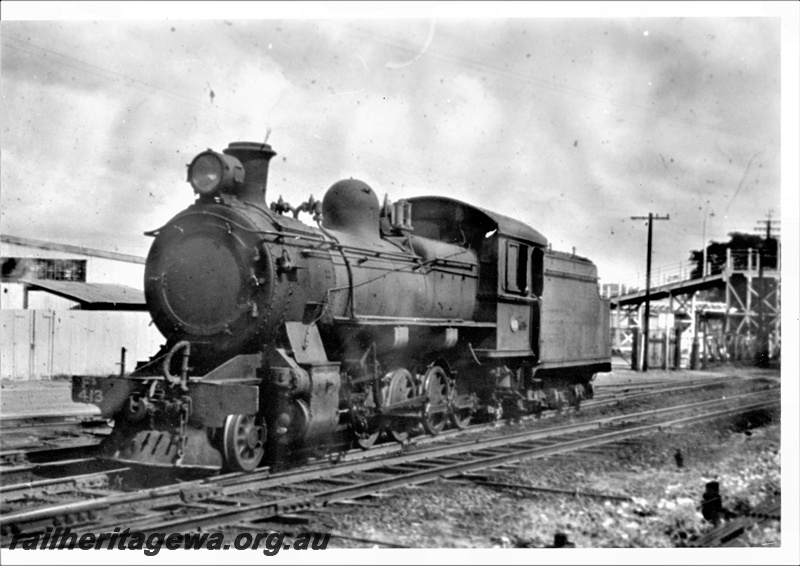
[{"left": 0, "top": 17, "right": 785, "bottom": 281}]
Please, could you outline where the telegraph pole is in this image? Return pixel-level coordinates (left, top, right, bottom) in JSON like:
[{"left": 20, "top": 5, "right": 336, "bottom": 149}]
[
  {"left": 631, "top": 213, "right": 670, "bottom": 372},
  {"left": 754, "top": 212, "right": 780, "bottom": 367}
]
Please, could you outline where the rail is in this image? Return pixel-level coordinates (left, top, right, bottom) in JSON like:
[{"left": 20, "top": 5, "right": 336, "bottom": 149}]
[
  {"left": 0, "top": 376, "right": 740, "bottom": 489},
  {"left": 0, "top": 387, "right": 779, "bottom": 543},
  {"left": 690, "top": 499, "right": 781, "bottom": 547}
]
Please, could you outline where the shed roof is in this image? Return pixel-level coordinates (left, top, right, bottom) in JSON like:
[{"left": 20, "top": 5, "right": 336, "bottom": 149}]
[
  {"left": 21, "top": 280, "right": 147, "bottom": 310},
  {"left": 1, "top": 234, "right": 146, "bottom": 264}
]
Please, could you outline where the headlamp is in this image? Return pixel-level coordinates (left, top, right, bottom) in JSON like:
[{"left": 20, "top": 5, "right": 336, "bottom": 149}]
[{"left": 187, "top": 150, "right": 244, "bottom": 197}]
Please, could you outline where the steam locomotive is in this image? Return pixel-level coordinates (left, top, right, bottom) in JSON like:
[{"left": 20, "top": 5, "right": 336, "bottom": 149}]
[{"left": 72, "top": 141, "right": 611, "bottom": 472}]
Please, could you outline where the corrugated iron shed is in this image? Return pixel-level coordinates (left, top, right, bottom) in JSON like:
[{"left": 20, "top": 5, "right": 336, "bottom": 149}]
[{"left": 21, "top": 280, "right": 146, "bottom": 310}]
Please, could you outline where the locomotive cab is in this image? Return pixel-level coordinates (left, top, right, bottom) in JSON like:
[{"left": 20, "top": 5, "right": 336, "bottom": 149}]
[
  {"left": 408, "top": 196, "right": 610, "bottom": 416},
  {"left": 406, "top": 196, "right": 547, "bottom": 358}
]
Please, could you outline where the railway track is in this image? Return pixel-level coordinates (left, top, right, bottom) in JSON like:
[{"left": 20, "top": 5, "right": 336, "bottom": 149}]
[
  {"left": 0, "top": 373, "right": 760, "bottom": 493},
  {"left": 589, "top": 376, "right": 732, "bottom": 402},
  {"left": 0, "top": 374, "right": 747, "bottom": 469},
  {"left": 596, "top": 374, "right": 732, "bottom": 387},
  {"left": 593, "top": 376, "right": 731, "bottom": 394},
  {"left": 0, "top": 413, "right": 109, "bottom": 468},
  {"left": 0, "top": 413, "right": 104, "bottom": 431},
  {"left": 0, "top": 454, "right": 127, "bottom": 492},
  {"left": 690, "top": 499, "right": 781, "bottom": 547},
  {"left": 0, "top": 443, "right": 103, "bottom": 469},
  {"left": 0, "top": 465, "right": 130, "bottom": 508},
  {"left": 0, "top": 387, "right": 779, "bottom": 545}
]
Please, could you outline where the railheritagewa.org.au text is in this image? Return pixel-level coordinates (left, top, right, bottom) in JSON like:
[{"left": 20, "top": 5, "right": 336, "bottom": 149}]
[{"left": 9, "top": 527, "right": 331, "bottom": 555}]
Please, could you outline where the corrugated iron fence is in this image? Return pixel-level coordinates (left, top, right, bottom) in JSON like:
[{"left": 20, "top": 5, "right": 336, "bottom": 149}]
[{"left": 1, "top": 310, "right": 164, "bottom": 380}]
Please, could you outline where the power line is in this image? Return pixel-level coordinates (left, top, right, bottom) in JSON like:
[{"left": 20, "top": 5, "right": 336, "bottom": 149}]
[
  {"left": 755, "top": 209, "right": 781, "bottom": 238},
  {"left": 338, "top": 23, "right": 758, "bottom": 143},
  {"left": 0, "top": 33, "right": 465, "bottom": 192},
  {"left": 3, "top": 27, "right": 765, "bottom": 192},
  {"left": 2, "top": 26, "right": 778, "bottom": 255},
  {"left": 1, "top": 35, "right": 216, "bottom": 111},
  {"left": 725, "top": 151, "right": 762, "bottom": 212}
]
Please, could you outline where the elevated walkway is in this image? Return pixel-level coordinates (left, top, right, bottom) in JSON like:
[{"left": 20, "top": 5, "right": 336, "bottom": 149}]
[
  {"left": 612, "top": 273, "right": 725, "bottom": 307},
  {"left": 605, "top": 248, "right": 781, "bottom": 371}
]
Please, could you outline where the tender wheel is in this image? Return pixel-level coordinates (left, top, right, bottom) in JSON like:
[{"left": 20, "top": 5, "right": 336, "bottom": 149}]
[
  {"left": 568, "top": 384, "right": 586, "bottom": 410},
  {"left": 386, "top": 368, "right": 415, "bottom": 443},
  {"left": 222, "top": 414, "right": 267, "bottom": 472},
  {"left": 544, "top": 388, "right": 565, "bottom": 413},
  {"left": 584, "top": 377, "right": 595, "bottom": 399},
  {"left": 421, "top": 366, "right": 450, "bottom": 435}
]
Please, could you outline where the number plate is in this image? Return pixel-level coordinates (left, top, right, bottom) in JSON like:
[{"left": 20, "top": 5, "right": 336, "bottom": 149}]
[
  {"left": 75, "top": 377, "right": 105, "bottom": 404},
  {"left": 71, "top": 375, "right": 134, "bottom": 417}
]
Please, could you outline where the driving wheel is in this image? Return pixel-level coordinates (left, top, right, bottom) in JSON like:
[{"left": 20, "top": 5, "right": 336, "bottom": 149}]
[
  {"left": 421, "top": 366, "right": 450, "bottom": 435},
  {"left": 385, "top": 368, "right": 415, "bottom": 443}
]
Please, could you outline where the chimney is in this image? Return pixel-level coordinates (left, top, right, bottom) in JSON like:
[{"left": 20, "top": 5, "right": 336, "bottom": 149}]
[{"left": 222, "top": 141, "right": 277, "bottom": 206}]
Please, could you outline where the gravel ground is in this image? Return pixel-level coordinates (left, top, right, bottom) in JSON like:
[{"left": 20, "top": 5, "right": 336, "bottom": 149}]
[
  {"left": 1, "top": 365, "right": 787, "bottom": 556},
  {"left": 316, "top": 421, "right": 780, "bottom": 549},
  {"left": 293, "top": 373, "right": 783, "bottom": 551}
]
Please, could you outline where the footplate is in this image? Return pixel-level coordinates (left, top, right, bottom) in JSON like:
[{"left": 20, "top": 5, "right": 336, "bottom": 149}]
[{"left": 72, "top": 375, "right": 259, "bottom": 428}]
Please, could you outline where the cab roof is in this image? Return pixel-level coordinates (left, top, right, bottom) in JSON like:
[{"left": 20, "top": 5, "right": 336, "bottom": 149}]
[{"left": 406, "top": 196, "right": 548, "bottom": 247}]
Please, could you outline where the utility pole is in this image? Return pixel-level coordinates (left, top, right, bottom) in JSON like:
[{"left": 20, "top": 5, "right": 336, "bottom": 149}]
[
  {"left": 702, "top": 205, "right": 715, "bottom": 277},
  {"left": 754, "top": 212, "right": 780, "bottom": 367},
  {"left": 631, "top": 213, "right": 670, "bottom": 372}
]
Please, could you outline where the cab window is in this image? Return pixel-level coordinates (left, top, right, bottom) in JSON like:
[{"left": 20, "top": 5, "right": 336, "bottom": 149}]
[
  {"left": 531, "top": 247, "right": 544, "bottom": 296},
  {"left": 505, "top": 241, "right": 529, "bottom": 294}
]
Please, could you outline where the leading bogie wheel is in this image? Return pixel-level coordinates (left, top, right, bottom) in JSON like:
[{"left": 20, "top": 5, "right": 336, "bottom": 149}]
[{"left": 222, "top": 413, "right": 267, "bottom": 472}]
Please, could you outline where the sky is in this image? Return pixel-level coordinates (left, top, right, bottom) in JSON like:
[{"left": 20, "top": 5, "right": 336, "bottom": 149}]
[{"left": 1, "top": 2, "right": 797, "bottom": 293}]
